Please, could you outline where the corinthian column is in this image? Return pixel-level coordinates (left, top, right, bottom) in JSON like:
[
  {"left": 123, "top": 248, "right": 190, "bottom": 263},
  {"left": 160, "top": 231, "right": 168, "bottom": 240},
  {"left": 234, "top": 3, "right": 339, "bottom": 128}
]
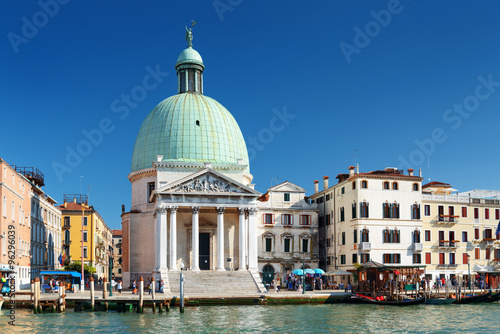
[
  {"left": 191, "top": 207, "right": 200, "bottom": 271},
  {"left": 216, "top": 207, "right": 226, "bottom": 271},
  {"left": 238, "top": 208, "right": 247, "bottom": 270},
  {"left": 155, "top": 206, "right": 168, "bottom": 271},
  {"left": 247, "top": 208, "right": 258, "bottom": 271},
  {"left": 169, "top": 207, "right": 178, "bottom": 271}
]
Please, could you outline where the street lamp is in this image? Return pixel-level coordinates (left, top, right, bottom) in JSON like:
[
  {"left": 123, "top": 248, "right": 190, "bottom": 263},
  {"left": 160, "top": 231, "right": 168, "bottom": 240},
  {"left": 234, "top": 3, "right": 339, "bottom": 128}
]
[
  {"left": 467, "top": 254, "right": 471, "bottom": 291},
  {"left": 302, "top": 252, "right": 306, "bottom": 295}
]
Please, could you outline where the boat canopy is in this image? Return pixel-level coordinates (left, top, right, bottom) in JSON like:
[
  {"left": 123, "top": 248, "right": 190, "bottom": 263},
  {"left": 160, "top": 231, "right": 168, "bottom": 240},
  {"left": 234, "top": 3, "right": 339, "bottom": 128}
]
[{"left": 38, "top": 271, "right": 82, "bottom": 278}]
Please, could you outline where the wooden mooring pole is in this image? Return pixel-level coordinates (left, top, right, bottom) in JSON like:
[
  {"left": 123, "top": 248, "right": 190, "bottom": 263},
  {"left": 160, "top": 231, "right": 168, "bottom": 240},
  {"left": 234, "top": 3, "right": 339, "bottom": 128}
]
[
  {"left": 33, "top": 277, "right": 39, "bottom": 314},
  {"left": 151, "top": 278, "right": 156, "bottom": 313},
  {"left": 138, "top": 276, "right": 144, "bottom": 313},
  {"left": 90, "top": 276, "right": 95, "bottom": 311},
  {"left": 103, "top": 277, "right": 107, "bottom": 300},
  {"left": 59, "top": 286, "right": 66, "bottom": 312}
]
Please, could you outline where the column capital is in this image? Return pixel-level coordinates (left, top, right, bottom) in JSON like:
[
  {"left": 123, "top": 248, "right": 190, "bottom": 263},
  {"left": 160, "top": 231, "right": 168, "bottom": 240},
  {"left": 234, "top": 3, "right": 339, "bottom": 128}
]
[
  {"left": 238, "top": 207, "right": 246, "bottom": 216},
  {"left": 248, "top": 207, "right": 257, "bottom": 215},
  {"left": 191, "top": 206, "right": 200, "bottom": 213},
  {"left": 216, "top": 207, "right": 226, "bottom": 214},
  {"left": 170, "top": 206, "right": 178, "bottom": 213},
  {"left": 155, "top": 206, "right": 168, "bottom": 214}
]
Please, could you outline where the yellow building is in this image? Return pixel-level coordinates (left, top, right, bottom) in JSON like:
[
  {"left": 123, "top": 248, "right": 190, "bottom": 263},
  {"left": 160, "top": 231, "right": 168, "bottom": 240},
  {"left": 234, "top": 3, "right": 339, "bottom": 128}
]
[
  {"left": 59, "top": 194, "right": 113, "bottom": 279},
  {"left": 422, "top": 182, "right": 500, "bottom": 288}
]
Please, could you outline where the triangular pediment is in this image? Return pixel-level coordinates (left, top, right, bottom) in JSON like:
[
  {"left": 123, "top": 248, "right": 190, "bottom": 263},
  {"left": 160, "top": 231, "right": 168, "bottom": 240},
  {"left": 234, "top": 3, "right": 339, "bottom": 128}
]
[
  {"left": 269, "top": 181, "right": 305, "bottom": 193},
  {"left": 155, "top": 168, "right": 261, "bottom": 197}
]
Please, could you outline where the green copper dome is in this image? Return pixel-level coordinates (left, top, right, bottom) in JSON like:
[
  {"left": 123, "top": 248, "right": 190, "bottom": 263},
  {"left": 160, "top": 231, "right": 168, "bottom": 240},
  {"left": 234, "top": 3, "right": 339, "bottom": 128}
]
[
  {"left": 176, "top": 47, "right": 204, "bottom": 68},
  {"left": 131, "top": 92, "right": 249, "bottom": 172}
]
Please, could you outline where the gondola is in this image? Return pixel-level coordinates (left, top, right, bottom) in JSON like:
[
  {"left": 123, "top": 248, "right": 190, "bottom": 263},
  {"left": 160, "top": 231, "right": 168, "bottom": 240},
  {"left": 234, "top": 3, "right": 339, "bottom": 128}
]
[
  {"left": 424, "top": 297, "right": 455, "bottom": 305},
  {"left": 482, "top": 290, "right": 500, "bottom": 303},
  {"left": 455, "top": 291, "right": 491, "bottom": 304},
  {"left": 353, "top": 293, "right": 425, "bottom": 306}
]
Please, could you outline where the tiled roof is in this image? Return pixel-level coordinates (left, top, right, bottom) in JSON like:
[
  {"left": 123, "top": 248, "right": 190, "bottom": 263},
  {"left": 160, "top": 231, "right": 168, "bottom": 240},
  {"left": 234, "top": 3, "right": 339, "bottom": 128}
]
[{"left": 112, "top": 229, "right": 122, "bottom": 236}]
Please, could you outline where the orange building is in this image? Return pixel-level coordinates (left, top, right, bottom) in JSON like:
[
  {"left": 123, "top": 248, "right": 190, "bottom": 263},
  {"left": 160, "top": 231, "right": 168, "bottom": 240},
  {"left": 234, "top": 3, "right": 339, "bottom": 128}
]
[{"left": 0, "top": 158, "right": 33, "bottom": 290}]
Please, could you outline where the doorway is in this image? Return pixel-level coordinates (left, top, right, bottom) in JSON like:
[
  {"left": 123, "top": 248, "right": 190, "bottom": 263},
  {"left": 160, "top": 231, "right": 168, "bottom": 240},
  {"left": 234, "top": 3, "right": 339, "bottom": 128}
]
[
  {"left": 262, "top": 265, "right": 275, "bottom": 285},
  {"left": 199, "top": 233, "right": 210, "bottom": 270}
]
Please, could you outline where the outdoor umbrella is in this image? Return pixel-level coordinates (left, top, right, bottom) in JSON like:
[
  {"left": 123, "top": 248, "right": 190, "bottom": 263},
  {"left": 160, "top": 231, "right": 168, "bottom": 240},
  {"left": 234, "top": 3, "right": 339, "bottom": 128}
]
[
  {"left": 325, "top": 269, "right": 353, "bottom": 276},
  {"left": 314, "top": 269, "right": 326, "bottom": 275},
  {"left": 292, "top": 269, "right": 304, "bottom": 276},
  {"left": 304, "top": 269, "right": 316, "bottom": 275}
]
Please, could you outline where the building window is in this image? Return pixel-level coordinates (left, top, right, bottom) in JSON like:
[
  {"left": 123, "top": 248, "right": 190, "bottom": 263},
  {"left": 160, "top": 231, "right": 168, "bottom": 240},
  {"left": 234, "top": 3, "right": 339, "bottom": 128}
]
[
  {"left": 118, "top": 248, "right": 122, "bottom": 255},
  {"left": 265, "top": 238, "right": 272, "bottom": 252},
  {"left": 412, "top": 204, "right": 420, "bottom": 220},
  {"left": 340, "top": 255, "right": 346, "bottom": 265},
  {"left": 485, "top": 208, "right": 490, "bottom": 219},
  {"left": 263, "top": 214, "right": 274, "bottom": 225},
  {"left": 425, "top": 230, "right": 431, "bottom": 242},
  {"left": 360, "top": 254, "right": 370, "bottom": 263},
  {"left": 284, "top": 193, "right": 290, "bottom": 202},
  {"left": 462, "top": 207, "right": 467, "bottom": 217},
  {"left": 326, "top": 194, "right": 330, "bottom": 201},
  {"left": 302, "top": 238, "right": 309, "bottom": 253},
  {"left": 413, "top": 254, "right": 421, "bottom": 264},
  {"left": 474, "top": 208, "right": 479, "bottom": 219},
  {"left": 147, "top": 182, "right": 155, "bottom": 203},
  {"left": 462, "top": 231, "right": 468, "bottom": 242},
  {"left": 361, "top": 229, "right": 369, "bottom": 242},
  {"left": 352, "top": 181, "right": 356, "bottom": 190},
  {"left": 352, "top": 254, "right": 358, "bottom": 264},
  {"left": 425, "top": 252, "right": 431, "bottom": 264},
  {"left": 496, "top": 209, "right": 500, "bottom": 220},
  {"left": 342, "top": 232, "right": 346, "bottom": 245},
  {"left": 281, "top": 214, "right": 292, "bottom": 226},
  {"left": 83, "top": 217, "right": 88, "bottom": 226},
  {"left": 383, "top": 254, "right": 401, "bottom": 264},
  {"left": 485, "top": 228, "right": 492, "bottom": 239},
  {"left": 284, "top": 238, "right": 291, "bottom": 253},
  {"left": 360, "top": 202, "right": 369, "bottom": 218},
  {"left": 83, "top": 231, "right": 88, "bottom": 242},
  {"left": 413, "top": 183, "right": 419, "bottom": 191},
  {"left": 340, "top": 207, "right": 345, "bottom": 222},
  {"left": 299, "top": 215, "right": 311, "bottom": 226},
  {"left": 383, "top": 181, "right": 390, "bottom": 190},
  {"left": 474, "top": 247, "right": 480, "bottom": 259},
  {"left": 486, "top": 248, "right": 491, "bottom": 260},
  {"left": 11, "top": 200, "right": 15, "bottom": 220},
  {"left": 424, "top": 205, "right": 430, "bottom": 216},
  {"left": 341, "top": 187, "right": 345, "bottom": 194},
  {"left": 439, "top": 253, "right": 445, "bottom": 265},
  {"left": 474, "top": 228, "right": 480, "bottom": 240},
  {"left": 413, "top": 230, "right": 421, "bottom": 243},
  {"left": 383, "top": 229, "right": 400, "bottom": 243},
  {"left": 83, "top": 247, "right": 88, "bottom": 259},
  {"left": 352, "top": 203, "right": 357, "bottom": 219},
  {"left": 2, "top": 195, "right": 6, "bottom": 217},
  {"left": 353, "top": 229, "right": 357, "bottom": 244},
  {"left": 392, "top": 182, "right": 398, "bottom": 190},
  {"left": 463, "top": 253, "right": 469, "bottom": 264},
  {"left": 449, "top": 253, "right": 456, "bottom": 265},
  {"left": 361, "top": 180, "right": 368, "bottom": 189}
]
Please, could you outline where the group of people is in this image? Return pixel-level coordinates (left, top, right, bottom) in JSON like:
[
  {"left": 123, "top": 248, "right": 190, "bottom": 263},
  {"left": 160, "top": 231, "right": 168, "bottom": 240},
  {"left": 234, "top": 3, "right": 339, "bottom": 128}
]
[{"left": 131, "top": 279, "right": 166, "bottom": 294}]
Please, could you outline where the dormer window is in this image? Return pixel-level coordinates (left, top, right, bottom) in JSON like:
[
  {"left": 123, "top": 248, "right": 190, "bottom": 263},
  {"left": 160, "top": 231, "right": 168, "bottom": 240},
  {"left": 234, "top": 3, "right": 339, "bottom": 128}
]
[{"left": 284, "top": 193, "right": 290, "bottom": 202}]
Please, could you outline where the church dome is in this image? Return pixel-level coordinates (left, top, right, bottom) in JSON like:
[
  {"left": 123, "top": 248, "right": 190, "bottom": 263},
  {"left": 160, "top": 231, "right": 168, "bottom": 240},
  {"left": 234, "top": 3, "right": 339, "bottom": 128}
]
[{"left": 131, "top": 37, "right": 249, "bottom": 173}]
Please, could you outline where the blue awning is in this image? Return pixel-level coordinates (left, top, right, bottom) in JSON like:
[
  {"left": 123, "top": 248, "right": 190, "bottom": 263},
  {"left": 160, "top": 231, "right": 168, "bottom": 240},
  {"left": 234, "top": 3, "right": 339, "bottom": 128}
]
[{"left": 38, "top": 271, "right": 81, "bottom": 278}]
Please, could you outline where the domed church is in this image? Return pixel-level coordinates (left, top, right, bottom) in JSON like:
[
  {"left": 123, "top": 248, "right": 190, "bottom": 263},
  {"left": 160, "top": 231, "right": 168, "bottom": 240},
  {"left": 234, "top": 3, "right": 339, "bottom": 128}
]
[{"left": 121, "top": 27, "right": 263, "bottom": 291}]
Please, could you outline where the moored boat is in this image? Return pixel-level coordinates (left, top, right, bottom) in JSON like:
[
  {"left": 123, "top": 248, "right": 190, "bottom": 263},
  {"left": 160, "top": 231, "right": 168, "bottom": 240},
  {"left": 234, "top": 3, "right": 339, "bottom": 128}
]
[
  {"left": 455, "top": 291, "right": 491, "bottom": 304},
  {"left": 353, "top": 293, "right": 425, "bottom": 306},
  {"left": 425, "top": 297, "right": 455, "bottom": 305},
  {"left": 482, "top": 291, "right": 500, "bottom": 303}
]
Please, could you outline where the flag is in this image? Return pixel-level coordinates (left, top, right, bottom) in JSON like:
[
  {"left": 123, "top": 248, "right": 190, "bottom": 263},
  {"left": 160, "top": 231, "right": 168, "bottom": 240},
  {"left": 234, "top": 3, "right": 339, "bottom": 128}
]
[
  {"left": 62, "top": 254, "right": 66, "bottom": 265},
  {"left": 496, "top": 220, "right": 500, "bottom": 239},
  {"left": 58, "top": 254, "right": 63, "bottom": 266}
]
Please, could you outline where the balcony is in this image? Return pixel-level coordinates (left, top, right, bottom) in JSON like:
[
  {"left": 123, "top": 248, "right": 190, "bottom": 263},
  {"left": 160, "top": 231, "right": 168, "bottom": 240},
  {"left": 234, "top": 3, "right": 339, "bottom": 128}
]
[
  {"left": 437, "top": 241, "right": 459, "bottom": 249},
  {"left": 62, "top": 223, "right": 71, "bottom": 230},
  {"left": 359, "top": 242, "right": 371, "bottom": 252},
  {"left": 412, "top": 243, "right": 423, "bottom": 252},
  {"left": 437, "top": 263, "right": 447, "bottom": 268},
  {"left": 436, "top": 215, "right": 459, "bottom": 224},
  {"left": 63, "top": 240, "right": 71, "bottom": 247},
  {"left": 483, "top": 238, "right": 495, "bottom": 245}
]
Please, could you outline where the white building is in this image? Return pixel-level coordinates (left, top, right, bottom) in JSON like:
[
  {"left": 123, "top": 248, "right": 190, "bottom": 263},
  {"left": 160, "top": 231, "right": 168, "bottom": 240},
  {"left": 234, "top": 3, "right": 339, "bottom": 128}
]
[
  {"left": 257, "top": 181, "right": 319, "bottom": 284},
  {"left": 310, "top": 166, "right": 423, "bottom": 274}
]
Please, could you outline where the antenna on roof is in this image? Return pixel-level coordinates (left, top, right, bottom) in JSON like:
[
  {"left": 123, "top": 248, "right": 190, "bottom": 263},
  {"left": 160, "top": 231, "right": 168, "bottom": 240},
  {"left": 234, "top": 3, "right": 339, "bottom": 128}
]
[
  {"left": 427, "top": 157, "right": 431, "bottom": 181},
  {"left": 353, "top": 148, "right": 359, "bottom": 166}
]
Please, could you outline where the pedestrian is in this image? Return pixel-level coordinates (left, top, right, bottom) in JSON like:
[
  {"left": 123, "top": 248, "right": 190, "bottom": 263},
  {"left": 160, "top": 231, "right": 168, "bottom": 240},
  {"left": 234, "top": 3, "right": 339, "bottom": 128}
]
[
  {"left": 276, "top": 277, "right": 281, "bottom": 293},
  {"left": 347, "top": 283, "right": 352, "bottom": 292},
  {"left": 148, "top": 281, "right": 152, "bottom": 295},
  {"left": 117, "top": 281, "right": 123, "bottom": 295},
  {"left": 159, "top": 280, "right": 165, "bottom": 293},
  {"left": 111, "top": 278, "right": 116, "bottom": 292},
  {"left": 132, "top": 280, "right": 137, "bottom": 294},
  {"left": 98, "top": 277, "right": 102, "bottom": 285},
  {"left": 49, "top": 279, "right": 55, "bottom": 294}
]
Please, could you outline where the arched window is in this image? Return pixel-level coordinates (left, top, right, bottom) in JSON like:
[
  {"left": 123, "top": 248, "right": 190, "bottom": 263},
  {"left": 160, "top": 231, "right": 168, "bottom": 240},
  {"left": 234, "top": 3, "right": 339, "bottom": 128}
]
[
  {"left": 360, "top": 202, "right": 369, "bottom": 218},
  {"left": 413, "top": 183, "right": 419, "bottom": 191},
  {"left": 19, "top": 205, "right": 22, "bottom": 224},
  {"left": 392, "top": 182, "right": 398, "bottom": 190},
  {"left": 65, "top": 230, "right": 71, "bottom": 244},
  {"left": 361, "top": 229, "right": 369, "bottom": 242},
  {"left": 352, "top": 202, "right": 357, "bottom": 219},
  {"left": 352, "top": 181, "right": 356, "bottom": 190},
  {"left": 2, "top": 195, "right": 6, "bottom": 217},
  {"left": 383, "top": 202, "right": 390, "bottom": 218},
  {"left": 392, "top": 202, "right": 400, "bottom": 219},
  {"left": 383, "top": 181, "right": 390, "bottom": 190},
  {"left": 361, "top": 180, "right": 368, "bottom": 188},
  {"left": 412, "top": 204, "right": 421, "bottom": 220},
  {"left": 413, "top": 229, "right": 421, "bottom": 243},
  {"left": 11, "top": 200, "right": 15, "bottom": 220}
]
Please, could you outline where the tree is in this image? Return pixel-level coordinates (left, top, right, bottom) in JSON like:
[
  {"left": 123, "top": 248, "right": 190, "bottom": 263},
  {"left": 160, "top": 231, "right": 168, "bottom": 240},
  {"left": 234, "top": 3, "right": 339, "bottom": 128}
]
[
  {"left": 352, "top": 262, "right": 362, "bottom": 283},
  {"left": 64, "top": 261, "right": 96, "bottom": 275}
]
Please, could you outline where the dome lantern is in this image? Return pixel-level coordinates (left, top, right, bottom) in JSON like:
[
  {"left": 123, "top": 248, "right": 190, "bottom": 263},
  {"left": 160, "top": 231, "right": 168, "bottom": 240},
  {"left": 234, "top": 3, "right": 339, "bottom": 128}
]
[{"left": 175, "top": 23, "right": 204, "bottom": 94}]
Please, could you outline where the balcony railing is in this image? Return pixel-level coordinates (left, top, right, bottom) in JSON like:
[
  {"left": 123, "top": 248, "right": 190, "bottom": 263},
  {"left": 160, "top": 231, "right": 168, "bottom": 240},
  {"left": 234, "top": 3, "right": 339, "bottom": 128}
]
[
  {"left": 62, "top": 223, "right": 71, "bottom": 229},
  {"left": 436, "top": 215, "right": 459, "bottom": 224},
  {"left": 483, "top": 238, "right": 495, "bottom": 245},
  {"left": 412, "top": 243, "right": 423, "bottom": 252},
  {"left": 438, "top": 241, "right": 459, "bottom": 248},
  {"left": 359, "top": 242, "right": 371, "bottom": 252}
]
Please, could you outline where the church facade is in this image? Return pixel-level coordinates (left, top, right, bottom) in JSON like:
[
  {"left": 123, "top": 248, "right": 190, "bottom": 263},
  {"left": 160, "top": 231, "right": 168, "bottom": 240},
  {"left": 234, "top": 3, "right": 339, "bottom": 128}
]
[{"left": 121, "top": 31, "right": 263, "bottom": 287}]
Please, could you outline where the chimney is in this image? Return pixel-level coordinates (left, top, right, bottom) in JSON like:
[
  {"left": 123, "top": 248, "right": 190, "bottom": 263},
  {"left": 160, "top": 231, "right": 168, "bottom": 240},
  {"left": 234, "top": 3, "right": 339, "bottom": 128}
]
[
  {"left": 348, "top": 166, "right": 355, "bottom": 177},
  {"left": 323, "top": 176, "right": 329, "bottom": 190},
  {"left": 356, "top": 164, "right": 359, "bottom": 174},
  {"left": 419, "top": 167, "right": 422, "bottom": 177},
  {"left": 314, "top": 180, "right": 319, "bottom": 193},
  {"left": 121, "top": 204, "right": 125, "bottom": 214},
  {"left": 408, "top": 169, "right": 414, "bottom": 176}
]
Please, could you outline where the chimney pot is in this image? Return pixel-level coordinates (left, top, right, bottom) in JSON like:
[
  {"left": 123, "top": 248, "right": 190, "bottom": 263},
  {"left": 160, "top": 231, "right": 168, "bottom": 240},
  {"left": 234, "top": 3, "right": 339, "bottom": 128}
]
[
  {"left": 314, "top": 180, "right": 319, "bottom": 193},
  {"left": 408, "top": 169, "right": 414, "bottom": 176},
  {"left": 348, "top": 166, "right": 355, "bottom": 177},
  {"left": 323, "top": 176, "right": 329, "bottom": 190}
]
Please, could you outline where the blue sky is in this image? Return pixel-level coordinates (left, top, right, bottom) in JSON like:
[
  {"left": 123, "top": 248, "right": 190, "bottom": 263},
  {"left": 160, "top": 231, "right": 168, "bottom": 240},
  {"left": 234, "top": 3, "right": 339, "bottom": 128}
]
[{"left": 1, "top": 1, "right": 500, "bottom": 229}]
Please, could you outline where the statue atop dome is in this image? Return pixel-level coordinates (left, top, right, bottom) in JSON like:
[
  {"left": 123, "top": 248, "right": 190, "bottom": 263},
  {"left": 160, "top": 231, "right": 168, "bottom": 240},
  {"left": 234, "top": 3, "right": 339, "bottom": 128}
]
[{"left": 185, "top": 20, "right": 197, "bottom": 48}]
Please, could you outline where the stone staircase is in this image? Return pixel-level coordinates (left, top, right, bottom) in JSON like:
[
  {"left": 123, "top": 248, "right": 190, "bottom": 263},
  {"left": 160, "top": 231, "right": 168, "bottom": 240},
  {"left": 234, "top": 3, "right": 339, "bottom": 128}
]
[{"left": 167, "top": 270, "right": 266, "bottom": 295}]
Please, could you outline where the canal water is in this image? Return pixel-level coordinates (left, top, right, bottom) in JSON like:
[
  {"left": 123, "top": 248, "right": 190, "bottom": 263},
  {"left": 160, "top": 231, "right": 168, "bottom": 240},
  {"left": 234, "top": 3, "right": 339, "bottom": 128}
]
[{"left": 2, "top": 303, "right": 499, "bottom": 333}]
